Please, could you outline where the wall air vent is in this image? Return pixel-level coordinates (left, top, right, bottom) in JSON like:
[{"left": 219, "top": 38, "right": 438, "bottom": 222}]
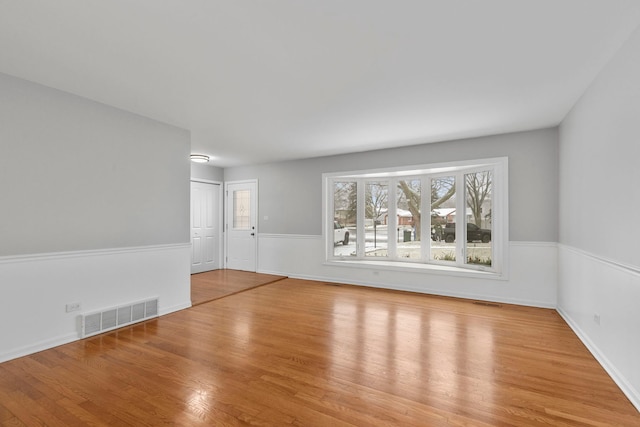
[{"left": 78, "top": 297, "right": 159, "bottom": 338}]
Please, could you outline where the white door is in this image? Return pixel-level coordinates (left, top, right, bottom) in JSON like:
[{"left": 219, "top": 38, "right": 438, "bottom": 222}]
[
  {"left": 225, "top": 180, "right": 257, "bottom": 271},
  {"left": 191, "top": 181, "right": 221, "bottom": 274}
]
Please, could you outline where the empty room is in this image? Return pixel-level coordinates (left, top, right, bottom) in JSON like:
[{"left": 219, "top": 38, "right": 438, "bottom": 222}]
[{"left": 1, "top": 1, "right": 640, "bottom": 425}]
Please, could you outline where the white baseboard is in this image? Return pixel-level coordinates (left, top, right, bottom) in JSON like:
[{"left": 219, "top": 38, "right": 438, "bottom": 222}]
[
  {"left": 0, "top": 300, "right": 192, "bottom": 364},
  {"left": 557, "top": 244, "right": 640, "bottom": 413},
  {"left": 0, "top": 333, "right": 78, "bottom": 364},
  {"left": 159, "top": 302, "right": 193, "bottom": 316},
  {"left": 258, "top": 237, "right": 558, "bottom": 308},
  {"left": 0, "top": 244, "right": 191, "bottom": 363},
  {"left": 557, "top": 306, "right": 640, "bottom": 412},
  {"left": 260, "top": 269, "right": 557, "bottom": 308}
]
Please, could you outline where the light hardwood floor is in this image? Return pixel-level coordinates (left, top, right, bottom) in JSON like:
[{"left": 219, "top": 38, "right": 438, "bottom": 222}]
[{"left": 1, "top": 274, "right": 638, "bottom": 426}]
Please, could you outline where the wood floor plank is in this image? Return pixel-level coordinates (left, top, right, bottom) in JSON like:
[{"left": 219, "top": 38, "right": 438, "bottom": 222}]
[
  {"left": 1, "top": 276, "right": 638, "bottom": 426},
  {"left": 190, "top": 269, "right": 286, "bottom": 306}
]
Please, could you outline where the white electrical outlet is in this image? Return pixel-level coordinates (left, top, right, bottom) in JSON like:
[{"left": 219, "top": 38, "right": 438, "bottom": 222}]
[
  {"left": 593, "top": 314, "right": 601, "bottom": 325},
  {"left": 66, "top": 302, "right": 81, "bottom": 313}
]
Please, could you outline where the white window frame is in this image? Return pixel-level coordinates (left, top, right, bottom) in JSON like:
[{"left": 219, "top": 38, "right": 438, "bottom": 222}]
[{"left": 323, "top": 157, "right": 509, "bottom": 279}]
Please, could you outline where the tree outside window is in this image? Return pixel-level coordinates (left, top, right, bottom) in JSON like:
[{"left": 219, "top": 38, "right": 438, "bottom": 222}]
[{"left": 327, "top": 158, "right": 505, "bottom": 274}]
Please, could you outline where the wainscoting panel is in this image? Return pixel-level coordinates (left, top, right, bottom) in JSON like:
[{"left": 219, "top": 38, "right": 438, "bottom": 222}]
[
  {"left": 557, "top": 245, "right": 640, "bottom": 412},
  {"left": 0, "top": 244, "right": 191, "bottom": 362},
  {"left": 258, "top": 234, "right": 558, "bottom": 308}
]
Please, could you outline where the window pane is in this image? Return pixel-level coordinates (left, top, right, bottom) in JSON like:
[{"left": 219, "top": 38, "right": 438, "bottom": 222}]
[
  {"left": 397, "top": 179, "right": 421, "bottom": 259},
  {"left": 333, "top": 182, "right": 357, "bottom": 256},
  {"left": 430, "top": 176, "right": 456, "bottom": 262},
  {"left": 232, "top": 190, "right": 251, "bottom": 229},
  {"left": 465, "top": 171, "right": 492, "bottom": 266},
  {"left": 365, "top": 181, "right": 388, "bottom": 257},
  {"left": 326, "top": 158, "right": 505, "bottom": 273}
]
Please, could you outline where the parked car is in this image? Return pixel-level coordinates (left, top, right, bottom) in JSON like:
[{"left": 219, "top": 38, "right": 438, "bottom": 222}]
[
  {"left": 334, "top": 221, "right": 350, "bottom": 245},
  {"left": 441, "top": 222, "right": 491, "bottom": 243}
]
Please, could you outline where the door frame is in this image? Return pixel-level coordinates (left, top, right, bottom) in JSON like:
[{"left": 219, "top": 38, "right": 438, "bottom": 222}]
[
  {"left": 191, "top": 179, "right": 224, "bottom": 272},
  {"left": 224, "top": 179, "right": 258, "bottom": 271}
]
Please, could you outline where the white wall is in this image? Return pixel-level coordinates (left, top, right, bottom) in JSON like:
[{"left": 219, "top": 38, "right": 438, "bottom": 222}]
[
  {"left": 259, "top": 235, "right": 557, "bottom": 308},
  {"left": 0, "top": 73, "right": 192, "bottom": 362},
  {"left": 225, "top": 128, "right": 559, "bottom": 241},
  {"left": 0, "top": 245, "right": 191, "bottom": 362},
  {"left": 191, "top": 162, "right": 224, "bottom": 182},
  {"left": 558, "top": 25, "right": 640, "bottom": 410},
  {"left": 225, "top": 128, "right": 560, "bottom": 307},
  {"left": 0, "top": 73, "right": 190, "bottom": 255}
]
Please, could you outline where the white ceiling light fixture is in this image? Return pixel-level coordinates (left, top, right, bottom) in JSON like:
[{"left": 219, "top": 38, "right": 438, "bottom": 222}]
[{"left": 190, "top": 154, "right": 210, "bottom": 163}]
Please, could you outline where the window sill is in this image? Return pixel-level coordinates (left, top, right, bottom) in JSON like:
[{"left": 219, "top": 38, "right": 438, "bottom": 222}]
[{"left": 324, "top": 258, "right": 506, "bottom": 280}]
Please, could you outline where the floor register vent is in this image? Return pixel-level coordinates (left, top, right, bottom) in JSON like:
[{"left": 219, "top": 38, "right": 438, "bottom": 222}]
[{"left": 79, "top": 297, "right": 159, "bottom": 338}]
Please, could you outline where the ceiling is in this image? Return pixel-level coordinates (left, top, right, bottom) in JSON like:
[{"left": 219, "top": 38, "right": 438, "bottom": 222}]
[{"left": 2, "top": 1, "right": 640, "bottom": 167}]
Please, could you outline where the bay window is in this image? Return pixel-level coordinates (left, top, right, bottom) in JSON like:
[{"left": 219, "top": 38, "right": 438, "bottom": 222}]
[{"left": 325, "top": 157, "right": 508, "bottom": 276}]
